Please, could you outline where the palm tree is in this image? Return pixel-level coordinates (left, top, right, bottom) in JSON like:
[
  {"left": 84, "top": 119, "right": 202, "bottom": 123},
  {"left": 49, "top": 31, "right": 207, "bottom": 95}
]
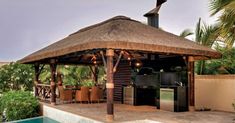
[
  {"left": 210, "top": 0, "right": 235, "bottom": 15},
  {"left": 210, "top": 0, "right": 235, "bottom": 48},
  {"left": 179, "top": 29, "right": 194, "bottom": 38},
  {"left": 196, "top": 19, "right": 219, "bottom": 47},
  {"left": 180, "top": 18, "right": 219, "bottom": 74},
  {"left": 58, "top": 65, "right": 92, "bottom": 86},
  {"left": 196, "top": 19, "right": 220, "bottom": 74},
  {"left": 181, "top": 18, "right": 219, "bottom": 47}
]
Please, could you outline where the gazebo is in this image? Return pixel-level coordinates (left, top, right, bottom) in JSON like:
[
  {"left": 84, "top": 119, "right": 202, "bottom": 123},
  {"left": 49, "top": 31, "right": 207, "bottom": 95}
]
[{"left": 19, "top": 2, "right": 221, "bottom": 121}]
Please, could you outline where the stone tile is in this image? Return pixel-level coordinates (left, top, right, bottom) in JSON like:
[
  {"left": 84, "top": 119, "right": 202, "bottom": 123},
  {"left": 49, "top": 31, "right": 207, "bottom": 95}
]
[{"left": 42, "top": 102, "right": 235, "bottom": 123}]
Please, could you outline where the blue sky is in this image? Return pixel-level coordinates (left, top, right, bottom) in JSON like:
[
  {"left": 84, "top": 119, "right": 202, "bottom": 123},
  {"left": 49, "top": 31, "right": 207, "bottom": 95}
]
[{"left": 0, "top": 0, "right": 218, "bottom": 61}]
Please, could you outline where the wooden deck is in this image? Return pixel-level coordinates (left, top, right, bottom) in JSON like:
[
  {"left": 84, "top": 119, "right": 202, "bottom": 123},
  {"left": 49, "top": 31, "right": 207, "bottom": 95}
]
[{"left": 42, "top": 102, "right": 234, "bottom": 123}]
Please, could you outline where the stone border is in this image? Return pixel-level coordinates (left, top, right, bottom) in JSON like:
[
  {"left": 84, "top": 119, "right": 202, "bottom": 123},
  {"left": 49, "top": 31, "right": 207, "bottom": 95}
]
[
  {"left": 6, "top": 116, "right": 44, "bottom": 123},
  {"left": 43, "top": 105, "right": 103, "bottom": 123}
]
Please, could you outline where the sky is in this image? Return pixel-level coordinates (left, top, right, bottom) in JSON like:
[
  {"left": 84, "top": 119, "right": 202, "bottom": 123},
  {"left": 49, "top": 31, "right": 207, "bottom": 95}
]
[{"left": 0, "top": 0, "right": 218, "bottom": 62}]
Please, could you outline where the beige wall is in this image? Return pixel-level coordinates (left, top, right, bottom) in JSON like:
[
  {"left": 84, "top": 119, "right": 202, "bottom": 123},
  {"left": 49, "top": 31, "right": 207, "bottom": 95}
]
[{"left": 195, "top": 75, "right": 235, "bottom": 112}]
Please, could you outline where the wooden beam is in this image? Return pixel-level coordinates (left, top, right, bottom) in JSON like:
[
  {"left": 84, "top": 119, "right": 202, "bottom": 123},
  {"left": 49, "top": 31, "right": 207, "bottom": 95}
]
[
  {"left": 188, "top": 56, "right": 195, "bottom": 110},
  {"left": 113, "top": 51, "right": 123, "bottom": 73},
  {"left": 193, "top": 56, "right": 211, "bottom": 61},
  {"left": 106, "top": 49, "right": 114, "bottom": 122},
  {"left": 34, "top": 63, "right": 40, "bottom": 97},
  {"left": 100, "top": 51, "right": 107, "bottom": 72},
  {"left": 183, "top": 56, "right": 188, "bottom": 66},
  {"left": 190, "top": 61, "right": 195, "bottom": 106},
  {"left": 89, "top": 65, "right": 98, "bottom": 83},
  {"left": 94, "top": 65, "right": 98, "bottom": 83},
  {"left": 50, "top": 61, "right": 57, "bottom": 105}
]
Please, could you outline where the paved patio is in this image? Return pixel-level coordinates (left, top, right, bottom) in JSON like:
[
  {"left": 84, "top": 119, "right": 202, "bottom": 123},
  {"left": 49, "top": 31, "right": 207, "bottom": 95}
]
[{"left": 42, "top": 102, "right": 235, "bottom": 123}]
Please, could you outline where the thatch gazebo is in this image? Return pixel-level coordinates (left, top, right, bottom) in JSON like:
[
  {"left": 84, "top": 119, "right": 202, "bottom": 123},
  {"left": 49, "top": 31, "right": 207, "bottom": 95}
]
[{"left": 19, "top": 2, "right": 221, "bottom": 121}]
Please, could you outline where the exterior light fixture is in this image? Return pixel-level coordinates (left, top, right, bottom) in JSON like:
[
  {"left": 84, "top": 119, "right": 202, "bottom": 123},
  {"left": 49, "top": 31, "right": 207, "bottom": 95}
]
[
  {"left": 135, "top": 61, "right": 142, "bottom": 67},
  {"left": 93, "top": 60, "right": 97, "bottom": 64},
  {"left": 91, "top": 55, "right": 97, "bottom": 64}
]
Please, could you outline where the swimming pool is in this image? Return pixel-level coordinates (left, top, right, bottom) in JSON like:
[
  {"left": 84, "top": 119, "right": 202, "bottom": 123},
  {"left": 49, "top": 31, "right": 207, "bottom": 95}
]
[{"left": 10, "top": 116, "right": 59, "bottom": 123}]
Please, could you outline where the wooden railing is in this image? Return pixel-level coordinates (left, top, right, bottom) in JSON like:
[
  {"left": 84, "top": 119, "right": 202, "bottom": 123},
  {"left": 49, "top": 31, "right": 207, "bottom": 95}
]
[{"left": 36, "top": 84, "right": 51, "bottom": 101}]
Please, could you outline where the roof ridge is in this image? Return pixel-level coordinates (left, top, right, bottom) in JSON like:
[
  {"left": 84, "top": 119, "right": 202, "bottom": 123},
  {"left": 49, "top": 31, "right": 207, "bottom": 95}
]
[{"left": 69, "top": 15, "right": 138, "bottom": 36}]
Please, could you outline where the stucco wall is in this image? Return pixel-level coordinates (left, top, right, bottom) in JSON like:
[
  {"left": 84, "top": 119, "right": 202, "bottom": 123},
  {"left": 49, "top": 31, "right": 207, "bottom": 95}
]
[{"left": 195, "top": 75, "right": 235, "bottom": 112}]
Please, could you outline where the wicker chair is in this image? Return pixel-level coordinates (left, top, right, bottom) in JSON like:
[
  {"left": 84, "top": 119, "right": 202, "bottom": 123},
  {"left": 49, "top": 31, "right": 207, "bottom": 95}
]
[
  {"left": 90, "top": 86, "right": 102, "bottom": 103},
  {"left": 75, "top": 86, "right": 90, "bottom": 103},
  {"left": 58, "top": 86, "right": 73, "bottom": 103}
]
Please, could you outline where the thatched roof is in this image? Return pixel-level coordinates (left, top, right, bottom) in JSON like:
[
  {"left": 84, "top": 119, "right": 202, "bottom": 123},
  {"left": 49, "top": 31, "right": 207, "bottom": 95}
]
[{"left": 19, "top": 16, "right": 221, "bottom": 64}]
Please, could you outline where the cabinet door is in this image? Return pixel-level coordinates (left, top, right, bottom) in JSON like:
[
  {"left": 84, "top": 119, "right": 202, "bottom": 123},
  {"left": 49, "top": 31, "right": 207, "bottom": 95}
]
[
  {"left": 123, "top": 87, "right": 134, "bottom": 105},
  {"left": 160, "top": 88, "right": 174, "bottom": 111}
]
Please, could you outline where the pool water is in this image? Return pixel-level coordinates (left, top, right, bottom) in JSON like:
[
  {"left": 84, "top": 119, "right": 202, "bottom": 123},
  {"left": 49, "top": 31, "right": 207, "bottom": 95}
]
[{"left": 11, "top": 116, "right": 59, "bottom": 123}]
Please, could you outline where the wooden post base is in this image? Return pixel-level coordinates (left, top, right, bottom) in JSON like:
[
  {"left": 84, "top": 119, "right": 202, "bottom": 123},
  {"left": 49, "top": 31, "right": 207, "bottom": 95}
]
[
  {"left": 106, "top": 114, "right": 114, "bottom": 122},
  {"left": 189, "top": 106, "right": 195, "bottom": 112}
]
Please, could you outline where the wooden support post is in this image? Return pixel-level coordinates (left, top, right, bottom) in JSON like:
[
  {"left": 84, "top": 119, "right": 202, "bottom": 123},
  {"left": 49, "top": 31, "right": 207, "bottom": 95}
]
[
  {"left": 100, "top": 51, "right": 107, "bottom": 73},
  {"left": 94, "top": 65, "right": 98, "bottom": 83},
  {"left": 57, "top": 72, "right": 63, "bottom": 86},
  {"left": 106, "top": 49, "right": 114, "bottom": 122},
  {"left": 113, "top": 51, "right": 123, "bottom": 73},
  {"left": 34, "top": 63, "right": 40, "bottom": 97},
  {"left": 50, "top": 60, "right": 57, "bottom": 105},
  {"left": 188, "top": 56, "right": 195, "bottom": 111},
  {"left": 90, "top": 65, "right": 98, "bottom": 83}
]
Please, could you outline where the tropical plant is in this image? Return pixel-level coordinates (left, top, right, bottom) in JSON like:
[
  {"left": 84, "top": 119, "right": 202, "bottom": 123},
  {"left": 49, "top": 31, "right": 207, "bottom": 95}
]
[
  {"left": 196, "top": 19, "right": 220, "bottom": 74},
  {"left": 58, "top": 65, "right": 92, "bottom": 86},
  {"left": 39, "top": 65, "right": 51, "bottom": 84},
  {"left": 80, "top": 80, "right": 95, "bottom": 87},
  {"left": 36, "top": 64, "right": 105, "bottom": 86},
  {"left": 0, "top": 62, "right": 34, "bottom": 93},
  {"left": 97, "top": 66, "right": 106, "bottom": 85},
  {"left": 0, "top": 91, "right": 39, "bottom": 121},
  {"left": 210, "top": 0, "right": 235, "bottom": 48},
  {"left": 180, "top": 18, "right": 219, "bottom": 74},
  {"left": 180, "top": 18, "right": 219, "bottom": 46},
  {"left": 179, "top": 29, "right": 193, "bottom": 38},
  {"left": 198, "top": 46, "right": 235, "bottom": 74},
  {"left": 180, "top": 0, "right": 235, "bottom": 75},
  {"left": 195, "top": 18, "right": 219, "bottom": 47}
]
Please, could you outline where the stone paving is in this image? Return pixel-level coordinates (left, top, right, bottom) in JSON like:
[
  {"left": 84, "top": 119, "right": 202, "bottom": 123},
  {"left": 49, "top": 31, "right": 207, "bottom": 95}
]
[{"left": 43, "top": 103, "right": 235, "bottom": 123}]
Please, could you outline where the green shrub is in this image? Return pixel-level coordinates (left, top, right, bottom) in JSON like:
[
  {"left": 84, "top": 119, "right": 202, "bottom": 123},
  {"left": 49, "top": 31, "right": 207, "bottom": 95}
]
[
  {"left": 80, "top": 80, "right": 95, "bottom": 87},
  {"left": 0, "top": 91, "right": 39, "bottom": 121},
  {"left": 196, "top": 47, "right": 235, "bottom": 75},
  {"left": 0, "top": 62, "right": 34, "bottom": 93}
]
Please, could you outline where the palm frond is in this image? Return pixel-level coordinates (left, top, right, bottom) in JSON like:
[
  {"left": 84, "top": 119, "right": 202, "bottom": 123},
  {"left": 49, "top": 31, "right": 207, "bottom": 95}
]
[
  {"left": 195, "top": 18, "right": 203, "bottom": 43},
  {"left": 209, "top": 0, "right": 234, "bottom": 15},
  {"left": 179, "top": 29, "right": 194, "bottom": 38},
  {"left": 201, "top": 23, "right": 220, "bottom": 47},
  {"left": 217, "top": 10, "right": 235, "bottom": 48}
]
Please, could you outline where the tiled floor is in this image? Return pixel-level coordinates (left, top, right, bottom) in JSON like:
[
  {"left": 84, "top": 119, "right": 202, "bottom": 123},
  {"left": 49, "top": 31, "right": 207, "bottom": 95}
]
[{"left": 42, "top": 102, "right": 235, "bottom": 123}]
